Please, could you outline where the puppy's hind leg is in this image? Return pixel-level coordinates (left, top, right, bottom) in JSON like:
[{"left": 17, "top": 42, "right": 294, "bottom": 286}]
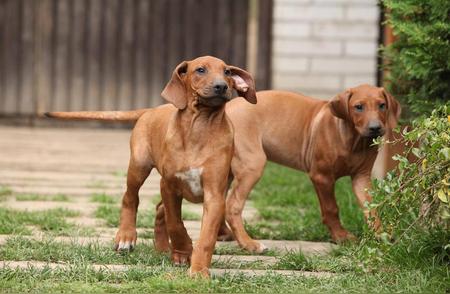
[
  {"left": 226, "top": 152, "right": 267, "bottom": 253},
  {"left": 161, "top": 179, "right": 193, "bottom": 266},
  {"left": 154, "top": 200, "right": 170, "bottom": 252},
  {"left": 217, "top": 175, "right": 234, "bottom": 242}
]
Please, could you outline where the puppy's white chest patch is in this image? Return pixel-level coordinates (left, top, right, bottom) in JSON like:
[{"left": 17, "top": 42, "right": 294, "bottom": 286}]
[{"left": 175, "top": 167, "right": 203, "bottom": 197}]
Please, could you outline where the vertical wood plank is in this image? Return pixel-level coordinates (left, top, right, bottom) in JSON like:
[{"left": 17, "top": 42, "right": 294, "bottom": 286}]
[
  {"left": 256, "top": 0, "right": 272, "bottom": 90},
  {"left": 2, "top": 0, "right": 21, "bottom": 113},
  {"left": 230, "top": 0, "right": 248, "bottom": 68},
  {"left": 85, "top": 0, "right": 102, "bottom": 110},
  {"left": 18, "top": 0, "right": 35, "bottom": 114},
  {"left": 101, "top": 0, "right": 119, "bottom": 110},
  {"left": 117, "top": 0, "right": 135, "bottom": 110},
  {"left": 134, "top": 0, "right": 150, "bottom": 108},
  {"left": 0, "top": 1, "right": 6, "bottom": 112},
  {"left": 0, "top": 1, "right": 4, "bottom": 110},
  {"left": 167, "top": 0, "right": 183, "bottom": 70},
  {"left": 34, "top": 0, "right": 53, "bottom": 115},
  {"left": 215, "top": 0, "right": 232, "bottom": 63},
  {"left": 69, "top": 0, "right": 86, "bottom": 111},
  {"left": 183, "top": 0, "right": 196, "bottom": 60},
  {"left": 53, "top": 0, "right": 70, "bottom": 111},
  {"left": 198, "top": 0, "right": 214, "bottom": 56},
  {"left": 149, "top": 0, "right": 167, "bottom": 106}
]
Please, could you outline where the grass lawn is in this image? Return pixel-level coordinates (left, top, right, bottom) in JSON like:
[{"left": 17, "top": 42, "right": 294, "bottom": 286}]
[
  {"left": 0, "top": 163, "right": 448, "bottom": 292},
  {"left": 247, "top": 163, "right": 365, "bottom": 241}
]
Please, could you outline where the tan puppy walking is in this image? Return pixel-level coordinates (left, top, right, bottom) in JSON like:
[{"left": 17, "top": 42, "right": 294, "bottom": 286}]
[
  {"left": 217, "top": 85, "right": 401, "bottom": 252},
  {"left": 46, "top": 56, "right": 257, "bottom": 277}
]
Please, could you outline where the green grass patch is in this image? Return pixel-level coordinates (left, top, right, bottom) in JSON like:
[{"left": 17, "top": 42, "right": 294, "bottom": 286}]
[
  {"left": 0, "top": 185, "right": 12, "bottom": 200},
  {"left": 15, "top": 194, "right": 70, "bottom": 202},
  {"left": 182, "top": 209, "right": 201, "bottom": 221},
  {"left": 86, "top": 180, "right": 108, "bottom": 189},
  {"left": 0, "top": 237, "right": 168, "bottom": 265},
  {"left": 151, "top": 195, "right": 162, "bottom": 205},
  {"left": 95, "top": 203, "right": 200, "bottom": 228},
  {"left": 248, "top": 163, "right": 364, "bottom": 241},
  {"left": 140, "top": 230, "right": 154, "bottom": 239},
  {"left": 94, "top": 205, "right": 154, "bottom": 228},
  {"left": 111, "top": 170, "right": 127, "bottom": 178},
  {"left": 90, "top": 193, "right": 117, "bottom": 204},
  {"left": 0, "top": 208, "right": 79, "bottom": 235}
]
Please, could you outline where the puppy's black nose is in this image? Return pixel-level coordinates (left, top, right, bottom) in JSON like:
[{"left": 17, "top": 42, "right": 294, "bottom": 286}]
[
  {"left": 368, "top": 122, "right": 382, "bottom": 134},
  {"left": 213, "top": 82, "right": 228, "bottom": 95},
  {"left": 369, "top": 126, "right": 381, "bottom": 132}
]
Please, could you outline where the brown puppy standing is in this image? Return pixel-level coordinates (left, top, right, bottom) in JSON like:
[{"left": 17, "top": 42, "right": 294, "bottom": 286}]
[
  {"left": 216, "top": 85, "right": 401, "bottom": 252},
  {"left": 46, "top": 56, "right": 257, "bottom": 277}
]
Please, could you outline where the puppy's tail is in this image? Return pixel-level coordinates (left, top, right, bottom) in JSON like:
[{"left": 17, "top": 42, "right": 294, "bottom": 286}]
[{"left": 44, "top": 109, "right": 151, "bottom": 121}]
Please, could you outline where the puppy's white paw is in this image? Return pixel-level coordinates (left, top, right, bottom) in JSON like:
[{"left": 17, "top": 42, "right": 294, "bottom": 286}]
[
  {"left": 257, "top": 242, "right": 268, "bottom": 253},
  {"left": 116, "top": 240, "right": 135, "bottom": 251}
]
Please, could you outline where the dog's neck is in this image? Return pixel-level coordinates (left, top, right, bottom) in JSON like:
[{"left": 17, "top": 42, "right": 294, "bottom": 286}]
[
  {"left": 175, "top": 98, "right": 228, "bottom": 140},
  {"left": 338, "top": 119, "right": 378, "bottom": 153}
]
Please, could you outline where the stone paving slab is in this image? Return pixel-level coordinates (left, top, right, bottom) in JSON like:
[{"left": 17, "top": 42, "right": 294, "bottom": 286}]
[
  {"left": 2, "top": 199, "right": 99, "bottom": 214},
  {"left": 211, "top": 268, "right": 335, "bottom": 278},
  {"left": 213, "top": 255, "right": 278, "bottom": 265},
  {"left": 215, "top": 240, "right": 336, "bottom": 256},
  {"left": 0, "top": 261, "right": 334, "bottom": 278},
  {"left": 6, "top": 186, "right": 158, "bottom": 197}
]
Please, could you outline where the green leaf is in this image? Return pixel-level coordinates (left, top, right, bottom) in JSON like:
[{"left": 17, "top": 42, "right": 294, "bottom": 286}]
[
  {"left": 438, "top": 147, "right": 450, "bottom": 160},
  {"left": 437, "top": 188, "right": 449, "bottom": 203}
]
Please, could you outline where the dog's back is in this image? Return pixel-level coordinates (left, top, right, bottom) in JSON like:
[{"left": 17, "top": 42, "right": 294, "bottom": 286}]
[{"left": 226, "top": 90, "right": 327, "bottom": 170}]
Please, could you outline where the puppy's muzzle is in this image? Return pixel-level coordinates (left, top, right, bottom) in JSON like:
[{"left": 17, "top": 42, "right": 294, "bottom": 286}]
[
  {"left": 366, "top": 121, "right": 385, "bottom": 138},
  {"left": 213, "top": 82, "right": 228, "bottom": 96},
  {"left": 199, "top": 81, "right": 231, "bottom": 107},
  {"left": 199, "top": 95, "right": 230, "bottom": 107}
]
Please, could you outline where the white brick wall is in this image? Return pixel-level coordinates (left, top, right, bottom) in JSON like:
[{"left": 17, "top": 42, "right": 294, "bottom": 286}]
[{"left": 272, "top": 0, "right": 380, "bottom": 99}]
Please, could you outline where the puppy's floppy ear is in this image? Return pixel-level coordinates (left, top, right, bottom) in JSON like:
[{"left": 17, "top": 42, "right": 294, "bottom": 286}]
[
  {"left": 329, "top": 89, "right": 352, "bottom": 120},
  {"left": 382, "top": 88, "right": 402, "bottom": 128},
  {"left": 229, "top": 66, "right": 257, "bottom": 104},
  {"left": 161, "top": 61, "right": 188, "bottom": 109}
]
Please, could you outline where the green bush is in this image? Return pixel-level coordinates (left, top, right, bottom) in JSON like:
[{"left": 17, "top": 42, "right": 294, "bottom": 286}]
[
  {"left": 367, "top": 106, "right": 449, "bottom": 262},
  {"left": 382, "top": 0, "right": 450, "bottom": 115}
]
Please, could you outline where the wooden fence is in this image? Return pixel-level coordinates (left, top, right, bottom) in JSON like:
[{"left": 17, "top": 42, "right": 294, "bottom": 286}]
[{"left": 0, "top": 0, "right": 272, "bottom": 117}]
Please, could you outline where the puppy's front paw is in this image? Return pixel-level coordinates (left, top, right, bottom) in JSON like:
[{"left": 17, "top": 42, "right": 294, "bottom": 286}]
[
  {"left": 188, "top": 266, "right": 210, "bottom": 278},
  {"left": 242, "top": 240, "right": 268, "bottom": 254},
  {"left": 114, "top": 228, "right": 137, "bottom": 252},
  {"left": 171, "top": 249, "right": 192, "bottom": 266},
  {"left": 331, "top": 230, "right": 357, "bottom": 243}
]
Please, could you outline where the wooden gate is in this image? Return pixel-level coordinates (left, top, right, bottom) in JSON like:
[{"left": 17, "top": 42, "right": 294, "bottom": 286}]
[{"left": 0, "top": 0, "right": 272, "bottom": 117}]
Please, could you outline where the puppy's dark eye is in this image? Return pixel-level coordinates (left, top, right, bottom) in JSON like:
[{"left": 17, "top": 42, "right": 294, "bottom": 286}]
[
  {"left": 224, "top": 69, "right": 231, "bottom": 76},
  {"left": 379, "top": 103, "right": 386, "bottom": 111},
  {"left": 354, "top": 104, "right": 364, "bottom": 112},
  {"left": 196, "top": 67, "right": 206, "bottom": 74}
]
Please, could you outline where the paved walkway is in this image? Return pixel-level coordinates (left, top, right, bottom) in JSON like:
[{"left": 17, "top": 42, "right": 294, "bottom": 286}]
[{"left": 0, "top": 126, "right": 335, "bottom": 277}]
